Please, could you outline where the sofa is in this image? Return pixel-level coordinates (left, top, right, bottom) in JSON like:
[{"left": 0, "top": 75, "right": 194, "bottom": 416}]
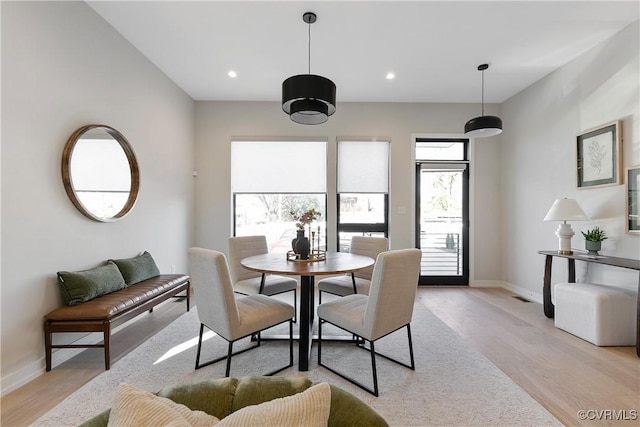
[
  {"left": 79, "top": 376, "right": 388, "bottom": 427},
  {"left": 44, "top": 251, "right": 190, "bottom": 371}
]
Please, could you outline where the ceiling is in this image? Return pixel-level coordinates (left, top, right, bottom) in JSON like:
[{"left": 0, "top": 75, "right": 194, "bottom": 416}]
[{"left": 87, "top": 1, "right": 639, "bottom": 104}]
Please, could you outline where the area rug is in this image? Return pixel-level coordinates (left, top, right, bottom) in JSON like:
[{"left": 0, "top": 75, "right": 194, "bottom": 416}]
[{"left": 32, "top": 303, "right": 560, "bottom": 426}]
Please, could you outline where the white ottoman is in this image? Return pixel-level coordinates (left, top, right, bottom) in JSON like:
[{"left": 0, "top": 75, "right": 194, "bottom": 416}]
[{"left": 554, "top": 282, "right": 637, "bottom": 346}]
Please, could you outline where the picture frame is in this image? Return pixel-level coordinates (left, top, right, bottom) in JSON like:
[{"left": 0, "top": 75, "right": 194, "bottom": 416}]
[
  {"left": 576, "top": 120, "right": 622, "bottom": 189},
  {"left": 627, "top": 165, "right": 640, "bottom": 234}
]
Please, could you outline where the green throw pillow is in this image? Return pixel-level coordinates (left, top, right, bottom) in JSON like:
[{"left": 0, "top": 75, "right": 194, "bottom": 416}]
[
  {"left": 111, "top": 251, "right": 160, "bottom": 286},
  {"left": 57, "top": 261, "right": 127, "bottom": 306}
]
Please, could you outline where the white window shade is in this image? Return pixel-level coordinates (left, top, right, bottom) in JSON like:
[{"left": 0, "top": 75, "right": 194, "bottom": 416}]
[
  {"left": 232, "top": 140, "right": 327, "bottom": 193},
  {"left": 338, "top": 140, "right": 389, "bottom": 193}
]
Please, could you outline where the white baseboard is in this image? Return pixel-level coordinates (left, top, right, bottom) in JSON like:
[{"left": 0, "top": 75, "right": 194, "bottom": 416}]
[
  {"left": 500, "top": 281, "right": 544, "bottom": 304},
  {"left": 469, "top": 279, "right": 502, "bottom": 288},
  {"left": 469, "top": 279, "right": 544, "bottom": 304},
  {"left": 1, "top": 360, "right": 44, "bottom": 397}
]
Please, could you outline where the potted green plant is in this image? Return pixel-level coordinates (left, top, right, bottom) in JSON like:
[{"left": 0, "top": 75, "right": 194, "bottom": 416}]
[{"left": 581, "top": 226, "right": 607, "bottom": 255}]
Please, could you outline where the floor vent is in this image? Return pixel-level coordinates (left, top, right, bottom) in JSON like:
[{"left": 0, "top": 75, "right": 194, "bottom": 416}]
[{"left": 513, "top": 296, "right": 532, "bottom": 303}]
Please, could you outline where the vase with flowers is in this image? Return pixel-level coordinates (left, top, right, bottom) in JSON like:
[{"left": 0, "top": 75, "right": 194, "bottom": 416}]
[{"left": 290, "top": 208, "right": 321, "bottom": 260}]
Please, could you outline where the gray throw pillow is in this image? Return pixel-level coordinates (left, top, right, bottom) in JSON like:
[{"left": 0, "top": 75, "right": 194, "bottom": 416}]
[
  {"left": 57, "top": 261, "right": 127, "bottom": 306},
  {"left": 111, "top": 251, "right": 160, "bottom": 286}
]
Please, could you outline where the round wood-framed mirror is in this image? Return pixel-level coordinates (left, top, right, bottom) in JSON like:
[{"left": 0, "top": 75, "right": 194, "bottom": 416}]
[{"left": 62, "top": 124, "right": 140, "bottom": 222}]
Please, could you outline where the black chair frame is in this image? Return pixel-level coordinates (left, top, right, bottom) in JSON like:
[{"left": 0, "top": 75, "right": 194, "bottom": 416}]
[
  {"left": 195, "top": 319, "right": 293, "bottom": 377},
  {"left": 317, "top": 319, "right": 415, "bottom": 396}
]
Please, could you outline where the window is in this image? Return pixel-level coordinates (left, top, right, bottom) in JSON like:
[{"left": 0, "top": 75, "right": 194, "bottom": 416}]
[
  {"left": 336, "top": 140, "right": 389, "bottom": 251},
  {"left": 231, "top": 140, "right": 327, "bottom": 253}
]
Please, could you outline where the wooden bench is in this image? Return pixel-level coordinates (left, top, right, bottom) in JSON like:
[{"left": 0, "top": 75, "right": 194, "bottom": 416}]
[{"left": 44, "top": 274, "right": 190, "bottom": 371}]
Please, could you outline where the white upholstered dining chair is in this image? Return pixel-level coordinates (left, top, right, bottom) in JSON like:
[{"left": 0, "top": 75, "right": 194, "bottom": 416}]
[
  {"left": 317, "top": 236, "right": 388, "bottom": 304},
  {"left": 228, "top": 235, "right": 298, "bottom": 319},
  {"left": 188, "top": 247, "right": 294, "bottom": 377},
  {"left": 317, "top": 248, "right": 421, "bottom": 396}
]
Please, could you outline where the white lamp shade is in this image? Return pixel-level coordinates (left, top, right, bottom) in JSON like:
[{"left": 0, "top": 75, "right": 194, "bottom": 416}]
[{"left": 543, "top": 198, "right": 588, "bottom": 221}]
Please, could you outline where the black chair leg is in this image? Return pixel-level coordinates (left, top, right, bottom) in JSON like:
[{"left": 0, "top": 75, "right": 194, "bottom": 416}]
[
  {"left": 370, "top": 340, "right": 379, "bottom": 397},
  {"left": 225, "top": 341, "right": 233, "bottom": 377},
  {"left": 407, "top": 324, "right": 415, "bottom": 370},
  {"left": 293, "top": 289, "right": 298, "bottom": 323},
  {"left": 317, "top": 320, "right": 414, "bottom": 396},
  {"left": 195, "top": 323, "right": 205, "bottom": 369},
  {"left": 289, "top": 320, "right": 294, "bottom": 367},
  {"left": 318, "top": 319, "right": 323, "bottom": 364},
  {"left": 318, "top": 319, "right": 378, "bottom": 396},
  {"left": 195, "top": 321, "right": 293, "bottom": 376}
]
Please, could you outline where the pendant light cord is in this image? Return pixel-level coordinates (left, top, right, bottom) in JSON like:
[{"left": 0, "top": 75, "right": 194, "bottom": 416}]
[
  {"left": 308, "top": 21, "right": 311, "bottom": 74},
  {"left": 481, "top": 68, "right": 485, "bottom": 116}
]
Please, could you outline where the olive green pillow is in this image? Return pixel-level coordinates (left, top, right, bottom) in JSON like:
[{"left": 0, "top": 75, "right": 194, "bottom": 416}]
[
  {"left": 111, "top": 251, "right": 160, "bottom": 286},
  {"left": 57, "top": 261, "right": 127, "bottom": 306}
]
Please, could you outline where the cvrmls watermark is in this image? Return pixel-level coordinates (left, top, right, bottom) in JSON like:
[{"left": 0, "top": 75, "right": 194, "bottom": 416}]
[{"left": 577, "top": 409, "right": 638, "bottom": 421}]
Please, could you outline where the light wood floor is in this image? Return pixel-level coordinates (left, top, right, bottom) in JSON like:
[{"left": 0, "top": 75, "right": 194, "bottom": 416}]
[
  {"left": 2, "top": 287, "right": 638, "bottom": 426},
  {"left": 417, "top": 287, "right": 639, "bottom": 427}
]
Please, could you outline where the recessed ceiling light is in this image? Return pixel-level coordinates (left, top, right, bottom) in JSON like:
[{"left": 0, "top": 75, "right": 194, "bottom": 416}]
[
  {"left": 386, "top": 72, "right": 395, "bottom": 80},
  {"left": 228, "top": 70, "right": 237, "bottom": 78}
]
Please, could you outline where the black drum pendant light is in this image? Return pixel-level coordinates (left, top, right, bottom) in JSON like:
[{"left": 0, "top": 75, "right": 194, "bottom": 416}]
[
  {"left": 464, "top": 64, "right": 502, "bottom": 137},
  {"left": 282, "top": 12, "right": 336, "bottom": 125}
]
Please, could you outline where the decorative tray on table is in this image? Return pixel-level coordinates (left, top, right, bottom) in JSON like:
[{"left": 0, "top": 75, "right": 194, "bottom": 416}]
[{"left": 286, "top": 250, "right": 326, "bottom": 262}]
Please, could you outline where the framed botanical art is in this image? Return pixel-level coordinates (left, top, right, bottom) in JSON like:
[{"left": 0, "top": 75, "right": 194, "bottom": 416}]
[
  {"left": 627, "top": 165, "right": 640, "bottom": 234},
  {"left": 576, "top": 120, "right": 622, "bottom": 189}
]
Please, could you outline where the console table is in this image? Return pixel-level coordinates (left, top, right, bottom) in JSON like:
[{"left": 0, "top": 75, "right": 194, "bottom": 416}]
[{"left": 538, "top": 250, "right": 640, "bottom": 357}]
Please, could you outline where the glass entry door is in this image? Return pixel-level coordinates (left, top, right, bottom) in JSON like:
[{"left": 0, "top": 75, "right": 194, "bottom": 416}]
[
  {"left": 416, "top": 163, "right": 469, "bottom": 284},
  {"left": 415, "top": 139, "right": 469, "bottom": 285}
]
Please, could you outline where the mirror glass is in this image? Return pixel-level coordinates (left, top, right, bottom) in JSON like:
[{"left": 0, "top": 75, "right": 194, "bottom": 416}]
[{"left": 62, "top": 125, "right": 139, "bottom": 222}]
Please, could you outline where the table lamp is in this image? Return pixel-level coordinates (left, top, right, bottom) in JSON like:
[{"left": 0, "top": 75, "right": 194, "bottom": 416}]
[{"left": 543, "top": 198, "right": 588, "bottom": 254}]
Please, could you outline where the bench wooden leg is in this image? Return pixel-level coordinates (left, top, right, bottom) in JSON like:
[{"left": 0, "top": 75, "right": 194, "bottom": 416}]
[
  {"left": 104, "top": 321, "right": 111, "bottom": 370},
  {"left": 44, "top": 321, "right": 52, "bottom": 372},
  {"left": 187, "top": 283, "right": 191, "bottom": 311}
]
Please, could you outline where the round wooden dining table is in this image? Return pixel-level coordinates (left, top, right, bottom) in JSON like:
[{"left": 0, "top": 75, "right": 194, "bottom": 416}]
[{"left": 241, "top": 252, "right": 374, "bottom": 371}]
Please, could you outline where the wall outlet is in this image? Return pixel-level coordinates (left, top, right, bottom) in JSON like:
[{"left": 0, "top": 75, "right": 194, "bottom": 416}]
[{"left": 171, "top": 265, "right": 176, "bottom": 273}]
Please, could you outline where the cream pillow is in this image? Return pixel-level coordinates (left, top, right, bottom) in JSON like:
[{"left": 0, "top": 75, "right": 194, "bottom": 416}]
[
  {"left": 218, "top": 382, "right": 331, "bottom": 427},
  {"left": 107, "top": 382, "right": 331, "bottom": 427},
  {"left": 107, "top": 383, "right": 220, "bottom": 427}
]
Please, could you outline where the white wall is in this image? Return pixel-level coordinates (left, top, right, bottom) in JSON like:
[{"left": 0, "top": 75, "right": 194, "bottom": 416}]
[
  {"left": 193, "top": 101, "right": 503, "bottom": 282},
  {"left": 1, "top": 1, "right": 194, "bottom": 393},
  {"left": 500, "top": 20, "right": 640, "bottom": 298}
]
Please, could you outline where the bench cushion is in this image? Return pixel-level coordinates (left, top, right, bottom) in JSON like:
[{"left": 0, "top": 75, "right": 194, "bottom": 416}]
[
  {"left": 110, "top": 251, "right": 160, "bottom": 286},
  {"left": 46, "top": 274, "right": 189, "bottom": 321},
  {"left": 57, "top": 261, "right": 127, "bottom": 306}
]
